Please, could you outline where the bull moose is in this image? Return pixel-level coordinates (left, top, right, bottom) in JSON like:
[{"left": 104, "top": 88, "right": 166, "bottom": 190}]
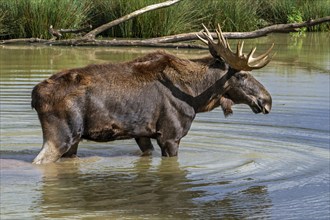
[{"left": 32, "top": 25, "right": 274, "bottom": 164}]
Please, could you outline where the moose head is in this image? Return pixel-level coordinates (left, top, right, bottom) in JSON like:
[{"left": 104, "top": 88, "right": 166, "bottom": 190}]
[{"left": 197, "top": 24, "right": 274, "bottom": 116}]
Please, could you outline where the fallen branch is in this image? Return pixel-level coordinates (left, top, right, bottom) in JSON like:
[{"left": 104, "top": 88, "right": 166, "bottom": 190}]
[
  {"left": 0, "top": 38, "right": 48, "bottom": 44},
  {"left": 1, "top": 14, "right": 329, "bottom": 47},
  {"left": 48, "top": 24, "right": 93, "bottom": 40},
  {"left": 38, "top": 38, "right": 206, "bottom": 49},
  {"left": 147, "top": 16, "right": 330, "bottom": 43},
  {"left": 83, "top": 0, "right": 182, "bottom": 39},
  {"left": 60, "top": 25, "right": 92, "bottom": 34}
]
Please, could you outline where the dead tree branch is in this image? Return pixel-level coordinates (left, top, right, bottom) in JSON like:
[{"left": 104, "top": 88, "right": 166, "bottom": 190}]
[
  {"left": 60, "top": 25, "right": 93, "bottom": 34},
  {"left": 1, "top": 12, "right": 329, "bottom": 48},
  {"left": 147, "top": 16, "right": 330, "bottom": 43},
  {"left": 46, "top": 38, "right": 206, "bottom": 49},
  {"left": 0, "top": 38, "right": 48, "bottom": 44},
  {"left": 83, "top": 0, "right": 182, "bottom": 39},
  {"left": 48, "top": 24, "right": 93, "bottom": 40}
]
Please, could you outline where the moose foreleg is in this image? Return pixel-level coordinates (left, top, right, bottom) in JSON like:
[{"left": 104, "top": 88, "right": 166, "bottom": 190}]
[
  {"left": 157, "top": 138, "right": 180, "bottom": 157},
  {"left": 135, "top": 137, "right": 154, "bottom": 156}
]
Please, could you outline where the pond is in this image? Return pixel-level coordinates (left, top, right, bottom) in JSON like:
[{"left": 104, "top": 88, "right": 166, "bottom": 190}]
[{"left": 1, "top": 33, "right": 329, "bottom": 219}]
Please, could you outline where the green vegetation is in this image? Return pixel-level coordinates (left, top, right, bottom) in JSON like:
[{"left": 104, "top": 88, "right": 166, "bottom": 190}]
[
  {"left": 91, "top": 0, "right": 199, "bottom": 38},
  {"left": 0, "top": 0, "right": 92, "bottom": 38},
  {"left": 0, "top": 0, "right": 329, "bottom": 39}
]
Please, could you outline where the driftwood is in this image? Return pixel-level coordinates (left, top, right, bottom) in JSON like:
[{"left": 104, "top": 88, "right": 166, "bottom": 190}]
[
  {"left": 48, "top": 38, "right": 207, "bottom": 49},
  {"left": 0, "top": 0, "right": 329, "bottom": 49},
  {"left": 60, "top": 25, "right": 93, "bottom": 34},
  {"left": 2, "top": 16, "right": 329, "bottom": 48},
  {"left": 48, "top": 25, "right": 93, "bottom": 40},
  {"left": 0, "top": 38, "right": 48, "bottom": 44}
]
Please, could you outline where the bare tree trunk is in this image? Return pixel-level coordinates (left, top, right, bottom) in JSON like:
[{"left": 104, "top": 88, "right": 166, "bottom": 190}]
[{"left": 83, "top": 0, "right": 182, "bottom": 39}]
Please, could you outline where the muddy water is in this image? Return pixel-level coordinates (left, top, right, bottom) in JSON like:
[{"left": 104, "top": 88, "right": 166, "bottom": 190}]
[{"left": 0, "top": 33, "right": 329, "bottom": 219}]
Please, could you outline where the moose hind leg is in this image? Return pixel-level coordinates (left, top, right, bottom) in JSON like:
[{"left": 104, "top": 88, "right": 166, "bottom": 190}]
[
  {"left": 33, "top": 121, "right": 80, "bottom": 164},
  {"left": 135, "top": 137, "right": 154, "bottom": 156}
]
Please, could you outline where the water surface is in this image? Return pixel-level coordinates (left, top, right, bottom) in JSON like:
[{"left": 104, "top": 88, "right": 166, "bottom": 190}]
[{"left": 1, "top": 33, "right": 329, "bottom": 219}]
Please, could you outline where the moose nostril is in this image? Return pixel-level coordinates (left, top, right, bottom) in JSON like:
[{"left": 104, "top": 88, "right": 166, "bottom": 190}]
[
  {"left": 258, "top": 98, "right": 271, "bottom": 114},
  {"left": 263, "top": 104, "right": 271, "bottom": 114}
]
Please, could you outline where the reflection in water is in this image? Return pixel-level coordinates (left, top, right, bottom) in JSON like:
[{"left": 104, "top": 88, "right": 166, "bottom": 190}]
[
  {"left": 36, "top": 157, "right": 271, "bottom": 219},
  {"left": 0, "top": 33, "right": 329, "bottom": 219}
]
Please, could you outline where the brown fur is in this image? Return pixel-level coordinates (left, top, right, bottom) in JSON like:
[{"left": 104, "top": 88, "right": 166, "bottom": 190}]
[
  {"left": 32, "top": 51, "right": 208, "bottom": 112},
  {"left": 130, "top": 51, "right": 207, "bottom": 84},
  {"left": 200, "top": 95, "right": 221, "bottom": 112},
  {"left": 220, "top": 96, "right": 234, "bottom": 117},
  {"left": 31, "top": 69, "right": 92, "bottom": 112}
]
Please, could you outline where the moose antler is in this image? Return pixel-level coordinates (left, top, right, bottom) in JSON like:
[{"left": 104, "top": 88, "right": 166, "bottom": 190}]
[{"left": 197, "top": 24, "right": 274, "bottom": 71}]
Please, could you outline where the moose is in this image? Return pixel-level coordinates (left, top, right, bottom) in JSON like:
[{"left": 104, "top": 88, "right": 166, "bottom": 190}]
[{"left": 32, "top": 25, "right": 274, "bottom": 164}]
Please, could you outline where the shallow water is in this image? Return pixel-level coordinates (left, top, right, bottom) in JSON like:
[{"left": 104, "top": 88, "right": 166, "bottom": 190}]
[{"left": 1, "top": 33, "right": 329, "bottom": 219}]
